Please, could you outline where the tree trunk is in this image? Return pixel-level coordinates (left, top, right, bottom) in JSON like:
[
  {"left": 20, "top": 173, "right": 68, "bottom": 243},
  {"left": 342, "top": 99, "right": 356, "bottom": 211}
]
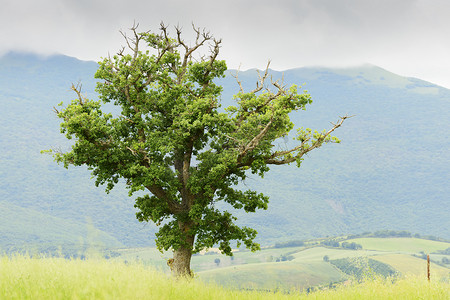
[
  {"left": 172, "top": 243, "right": 193, "bottom": 277},
  {"left": 171, "top": 222, "right": 195, "bottom": 277}
]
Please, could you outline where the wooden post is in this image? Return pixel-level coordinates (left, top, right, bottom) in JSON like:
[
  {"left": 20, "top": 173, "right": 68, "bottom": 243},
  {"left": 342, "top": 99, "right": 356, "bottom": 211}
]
[{"left": 427, "top": 254, "right": 430, "bottom": 281}]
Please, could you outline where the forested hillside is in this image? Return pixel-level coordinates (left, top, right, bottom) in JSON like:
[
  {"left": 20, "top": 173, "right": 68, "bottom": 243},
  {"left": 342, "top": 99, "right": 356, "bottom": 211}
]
[{"left": 0, "top": 52, "right": 448, "bottom": 253}]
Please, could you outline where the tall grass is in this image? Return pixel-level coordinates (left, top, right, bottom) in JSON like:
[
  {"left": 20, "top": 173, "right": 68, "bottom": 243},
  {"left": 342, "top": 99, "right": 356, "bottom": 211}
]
[
  {"left": 1, "top": 255, "right": 448, "bottom": 299},
  {"left": 304, "top": 276, "right": 449, "bottom": 299}
]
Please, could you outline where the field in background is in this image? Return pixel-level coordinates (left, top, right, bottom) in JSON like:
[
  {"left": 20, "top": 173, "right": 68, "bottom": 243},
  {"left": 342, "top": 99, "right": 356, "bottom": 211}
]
[
  {"left": 346, "top": 237, "right": 450, "bottom": 253},
  {"left": 115, "top": 237, "right": 450, "bottom": 291}
]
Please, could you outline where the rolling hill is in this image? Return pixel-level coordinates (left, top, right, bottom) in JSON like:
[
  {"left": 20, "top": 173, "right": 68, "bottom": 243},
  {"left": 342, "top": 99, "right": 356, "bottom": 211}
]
[
  {"left": 117, "top": 236, "right": 450, "bottom": 291},
  {"left": 0, "top": 52, "right": 449, "bottom": 252}
]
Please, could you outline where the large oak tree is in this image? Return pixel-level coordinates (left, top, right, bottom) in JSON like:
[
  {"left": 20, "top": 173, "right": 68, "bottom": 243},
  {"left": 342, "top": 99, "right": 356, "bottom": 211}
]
[{"left": 48, "top": 24, "right": 348, "bottom": 277}]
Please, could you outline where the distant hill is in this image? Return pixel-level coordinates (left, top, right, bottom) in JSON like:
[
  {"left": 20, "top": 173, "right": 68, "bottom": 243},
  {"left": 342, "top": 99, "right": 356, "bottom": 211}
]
[{"left": 0, "top": 52, "right": 449, "bottom": 252}]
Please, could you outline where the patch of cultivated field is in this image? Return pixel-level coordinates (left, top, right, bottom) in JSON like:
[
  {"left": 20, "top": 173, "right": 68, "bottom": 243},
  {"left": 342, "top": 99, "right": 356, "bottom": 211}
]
[
  {"left": 192, "top": 247, "right": 303, "bottom": 272},
  {"left": 346, "top": 238, "right": 450, "bottom": 253},
  {"left": 198, "top": 261, "right": 344, "bottom": 290},
  {"left": 291, "top": 247, "right": 386, "bottom": 261},
  {"left": 371, "top": 253, "right": 450, "bottom": 278}
]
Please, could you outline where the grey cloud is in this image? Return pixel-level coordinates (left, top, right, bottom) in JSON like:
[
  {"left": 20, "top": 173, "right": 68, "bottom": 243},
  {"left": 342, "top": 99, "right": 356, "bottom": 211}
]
[{"left": 1, "top": 0, "right": 450, "bottom": 88}]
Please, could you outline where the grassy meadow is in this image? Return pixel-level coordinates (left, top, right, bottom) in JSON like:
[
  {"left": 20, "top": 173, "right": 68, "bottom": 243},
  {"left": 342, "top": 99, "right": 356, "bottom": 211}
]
[{"left": 1, "top": 255, "right": 449, "bottom": 300}]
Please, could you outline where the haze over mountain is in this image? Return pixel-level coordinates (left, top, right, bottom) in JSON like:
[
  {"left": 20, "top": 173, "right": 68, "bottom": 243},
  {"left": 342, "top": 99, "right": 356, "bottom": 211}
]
[{"left": 0, "top": 52, "right": 448, "bottom": 253}]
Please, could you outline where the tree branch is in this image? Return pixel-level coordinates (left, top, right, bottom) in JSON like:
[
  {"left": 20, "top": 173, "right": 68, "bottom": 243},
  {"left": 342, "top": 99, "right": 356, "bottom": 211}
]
[
  {"left": 71, "top": 83, "right": 85, "bottom": 105},
  {"left": 250, "top": 61, "right": 271, "bottom": 94},
  {"left": 145, "top": 184, "right": 185, "bottom": 214},
  {"left": 232, "top": 65, "right": 245, "bottom": 93},
  {"left": 266, "top": 115, "right": 352, "bottom": 165}
]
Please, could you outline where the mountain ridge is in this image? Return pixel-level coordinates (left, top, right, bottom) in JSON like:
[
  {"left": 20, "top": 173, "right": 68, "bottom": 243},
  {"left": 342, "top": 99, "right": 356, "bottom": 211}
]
[{"left": 1, "top": 52, "right": 448, "bottom": 253}]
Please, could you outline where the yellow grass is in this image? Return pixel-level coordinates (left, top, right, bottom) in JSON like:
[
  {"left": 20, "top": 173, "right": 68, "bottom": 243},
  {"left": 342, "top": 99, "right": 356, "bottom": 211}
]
[
  {"left": 305, "top": 276, "right": 449, "bottom": 300},
  {"left": 1, "top": 255, "right": 448, "bottom": 299}
]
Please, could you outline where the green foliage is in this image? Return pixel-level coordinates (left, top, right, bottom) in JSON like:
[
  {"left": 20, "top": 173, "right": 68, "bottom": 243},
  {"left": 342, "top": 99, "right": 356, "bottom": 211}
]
[
  {"left": 319, "top": 239, "right": 362, "bottom": 250},
  {"left": 438, "top": 248, "right": 450, "bottom": 255},
  {"left": 370, "top": 230, "right": 412, "bottom": 238},
  {"left": 46, "top": 23, "right": 344, "bottom": 271},
  {"left": 274, "top": 240, "right": 305, "bottom": 248},
  {"left": 274, "top": 254, "right": 295, "bottom": 262},
  {"left": 341, "top": 242, "right": 362, "bottom": 250},
  {"left": 321, "top": 239, "right": 340, "bottom": 247}
]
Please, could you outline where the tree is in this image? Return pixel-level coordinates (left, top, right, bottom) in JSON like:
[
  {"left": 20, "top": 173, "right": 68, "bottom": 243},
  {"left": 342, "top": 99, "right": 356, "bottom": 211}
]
[
  {"left": 46, "top": 23, "right": 348, "bottom": 277},
  {"left": 214, "top": 258, "right": 220, "bottom": 266}
]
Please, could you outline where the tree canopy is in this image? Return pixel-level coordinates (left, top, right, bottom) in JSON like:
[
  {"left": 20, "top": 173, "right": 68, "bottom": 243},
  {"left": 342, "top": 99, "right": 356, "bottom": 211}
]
[{"left": 47, "top": 23, "right": 348, "bottom": 276}]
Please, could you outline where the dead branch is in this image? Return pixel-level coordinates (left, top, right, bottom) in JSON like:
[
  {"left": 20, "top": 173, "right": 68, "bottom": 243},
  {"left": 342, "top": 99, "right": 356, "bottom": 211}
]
[
  {"left": 232, "top": 65, "right": 245, "bottom": 93},
  {"left": 208, "top": 38, "right": 222, "bottom": 66},
  {"left": 181, "top": 27, "right": 212, "bottom": 69},
  {"left": 250, "top": 61, "right": 271, "bottom": 94},
  {"left": 71, "top": 83, "right": 85, "bottom": 105}
]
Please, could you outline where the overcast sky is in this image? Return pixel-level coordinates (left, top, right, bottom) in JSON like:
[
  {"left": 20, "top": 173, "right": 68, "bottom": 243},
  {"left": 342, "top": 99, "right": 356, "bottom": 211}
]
[{"left": 2, "top": 0, "right": 450, "bottom": 88}]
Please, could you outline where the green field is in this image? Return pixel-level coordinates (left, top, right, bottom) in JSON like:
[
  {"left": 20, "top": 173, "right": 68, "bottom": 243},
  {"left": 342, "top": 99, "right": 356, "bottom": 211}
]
[
  {"left": 199, "top": 261, "right": 343, "bottom": 291},
  {"left": 1, "top": 255, "right": 449, "bottom": 299},
  {"left": 346, "top": 238, "right": 450, "bottom": 253},
  {"left": 372, "top": 254, "right": 449, "bottom": 278},
  {"left": 113, "top": 237, "right": 450, "bottom": 292},
  {"left": 291, "top": 247, "right": 386, "bottom": 261}
]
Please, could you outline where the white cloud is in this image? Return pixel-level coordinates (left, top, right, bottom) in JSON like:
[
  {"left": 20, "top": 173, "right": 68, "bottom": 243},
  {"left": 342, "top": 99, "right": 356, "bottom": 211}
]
[{"left": 1, "top": 0, "right": 450, "bottom": 88}]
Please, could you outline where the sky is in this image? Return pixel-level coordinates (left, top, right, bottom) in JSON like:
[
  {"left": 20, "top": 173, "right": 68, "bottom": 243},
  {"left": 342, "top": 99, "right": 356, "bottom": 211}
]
[{"left": 2, "top": 0, "right": 450, "bottom": 88}]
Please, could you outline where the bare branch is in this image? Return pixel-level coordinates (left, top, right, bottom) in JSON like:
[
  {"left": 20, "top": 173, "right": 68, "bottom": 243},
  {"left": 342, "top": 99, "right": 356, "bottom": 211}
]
[
  {"left": 117, "top": 46, "right": 126, "bottom": 57},
  {"left": 324, "top": 114, "right": 353, "bottom": 137},
  {"left": 232, "top": 65, "right": 245, "bottom": 93},
  {"left": 119, "top": 30, "right": 134, "bottom": 52},
  {"left": 182, "top": 31, "right": 211, "bottom": 68},
  {"left": 176, "top": 25, "right": 189, "bottom": 52},
  {"left": 250, "top": 61, "right": 271, "bottom": 94},
  {"left": 131, "top": 25, "right": 141, "bottom": 61},
  {"left": 271, "top": 76, "right": 286, "bottom": 94},
  {"left": 160, "top": 22, "right": 170, "bottom": 43},
  {"left": 192, "top": 23, "right": 201, "bottom": 45},
  {"left": 209, "top": 39, "right": 221, "bottom": 66},
  {"left": 71, "top": 83, "right": 85, "bottom": 105}
]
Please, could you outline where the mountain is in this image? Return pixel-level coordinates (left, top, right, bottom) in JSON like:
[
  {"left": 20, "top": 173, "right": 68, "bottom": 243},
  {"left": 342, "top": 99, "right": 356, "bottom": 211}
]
[
  {"left": 0, "top": 52, "right": 155, "bottom": 252},
  {"left": 0, "top": 52, "right": 448, "bottom": 252},
  {"left": 219, "top": 65, "right": 449, "bottom": 243}
]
